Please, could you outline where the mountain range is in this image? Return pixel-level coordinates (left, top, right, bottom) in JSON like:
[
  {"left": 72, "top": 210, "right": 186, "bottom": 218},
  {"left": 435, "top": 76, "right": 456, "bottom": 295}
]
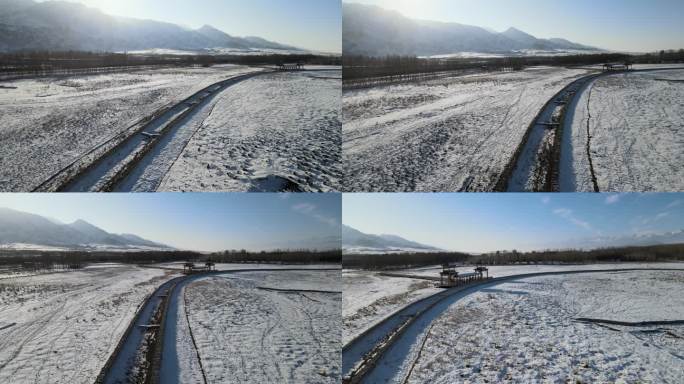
[
  {"left": 343, "top": 3, "right": 600, "bottom": 57},
  {"left": 568, "top": 230, "right": 684, "bottom": 251},
  {"left": 342, "top": 225, "right": 441, "bottom": 254},
  {"left": 0, "top": 0, "right": 302, "bottom": 53},
  {"left": 342, "top": 223, "right": 684, "bottom": 255},
  {"left": 0, "top": 207, "right": 173, "bottom": 251}
]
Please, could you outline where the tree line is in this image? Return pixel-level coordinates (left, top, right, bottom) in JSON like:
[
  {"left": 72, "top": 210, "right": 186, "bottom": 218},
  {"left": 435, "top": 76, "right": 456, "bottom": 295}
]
[
  {"left": 343, "top": 251, "right": 470, "bottom": 270},
  {"left": 0, "top": 249, "right": 203, "bottom": 271},
  {"left": 343, "top": 54, "right": 529, "bottom": 82},
  {"left": 343, "top": 49, "right": 684, "bottom": 86},
  {"left": 344, "top": 243, "right": 684, "bottom": 270},
  {"left": 471, "top": 243, "right": 684, "bottom": 265},
  {"left": 0, "top": 50, "right": 340, "bottom": 79},
  {"left": 210, "top": 249, "right": 341, "bottom": 264},
  {"left": 0, "top": 248, "right": 341, "bottom": 271}
]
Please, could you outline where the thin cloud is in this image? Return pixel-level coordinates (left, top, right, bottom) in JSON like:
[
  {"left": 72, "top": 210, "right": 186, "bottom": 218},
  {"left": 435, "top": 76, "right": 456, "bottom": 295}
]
[
  {"left": 605, "top": 194, "right": 621, "bottom": 205},
  {"left": 541, "top": 196, "right": 551, "bottom": 205},
  {"left": 291, "top": 202, "right": 338, "bottom": 227},
  {"left": 641, "top": 211, "right": 670, "bottom": 225},
  {"left": 667, "top": 199, "right": 682, "bottom": 209},
  {"left": 292, "top": 202, "right": 317, "bottom": 214},
  {"left": 553, "top": 208, "right": 592, "bottom": 231}
]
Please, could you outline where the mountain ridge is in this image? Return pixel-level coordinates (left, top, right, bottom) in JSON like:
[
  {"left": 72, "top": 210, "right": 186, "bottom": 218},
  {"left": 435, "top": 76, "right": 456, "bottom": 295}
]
[
  {"left": 572, "top": 229, "right": 684, "bottom": 250},
  {"left": 0, "top": 207, "right": 173, "bottom": 251},
  {"left": 0, "top": 0, "right": 303, "bottom": 53},
  {"left": 342, "top": 224, "right": 441, "bottom": 253},
  {"left": 343, "top": 2, "right": 600, "bottom": 57}
]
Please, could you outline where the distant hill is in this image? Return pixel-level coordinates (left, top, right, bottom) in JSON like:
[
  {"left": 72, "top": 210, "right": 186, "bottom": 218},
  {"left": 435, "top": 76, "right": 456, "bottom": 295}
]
[
  {"left": 343, "top": 3, "right": 600, "bottom": 57},
  {"left": 0, "top": 0, "right": 303, "bottom": 53},
  {"left": 342, "top": 225, "right": 441, "bottom": 254},
  {"left": 576, "top": 230, "right": 684, "bottom": 250},
  {"left": 0, "top": 207, "right": 173, "bottom": 251}
]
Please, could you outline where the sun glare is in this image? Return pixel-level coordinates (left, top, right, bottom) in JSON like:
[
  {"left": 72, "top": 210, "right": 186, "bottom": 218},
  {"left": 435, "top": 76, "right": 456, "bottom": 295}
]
[
  {"left": 80, "top": 0, "right": 135, "bottom": 18},
  {"left": 370, "top": 0, "right": 424, "bottom": 18}
]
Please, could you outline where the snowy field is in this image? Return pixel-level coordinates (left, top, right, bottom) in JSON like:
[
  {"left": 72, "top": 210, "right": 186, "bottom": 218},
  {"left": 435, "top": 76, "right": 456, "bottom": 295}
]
[
  {"left": 406, "top": 270, "right": 684, "bottom": 383},
  {"left": 395, "top": 262, "right": 684, "bottom": 279},
  {"left": 343, "top": 270, "right": 442, "bottom": 344},
  {"left": 565, "top": 69, "right": 684, "bottom": 191},
  {"left": 152, "top": 262, "right": 340, "bottom": 272},
  {"left": 343, "top": 263, "right": 684, "bottom": 346},
  {"left": 0, "top": 264, "right": 172, "bottom": 384},
  {"left": 0, "top": 65, "right": 259, "bottom": 191},
  {"left": 581, "top": 63, "right": 684, "bottom": 71},
  {"left": 176, "top": 270, "right": 341, "bottom": 383},
  {"left": 159, "top": 69, "right": 342, "bottom": 192},
  {"left": 342, "top": 66, "right": 590, "bottom": 191}
]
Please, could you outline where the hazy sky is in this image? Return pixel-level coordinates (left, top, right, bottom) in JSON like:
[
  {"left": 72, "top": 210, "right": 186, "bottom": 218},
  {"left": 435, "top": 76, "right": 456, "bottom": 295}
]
[
  {"left": 0, "top": 193, "right": 341, "bottom": 252},
  {"left": 344, "top": 194, "right": 684, "bottom": 253},
  {"left": 347, "top": 0, "right": 684, "bottom": 52},
  {"left": 37, "top": 0, "right": 342, "bottom": 53}
]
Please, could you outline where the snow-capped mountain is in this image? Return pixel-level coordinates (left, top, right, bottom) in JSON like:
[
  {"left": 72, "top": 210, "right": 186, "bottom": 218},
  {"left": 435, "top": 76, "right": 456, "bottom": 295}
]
[
  {"left": 500, "top": 27, "right": 540, "bottom": 46},
  {"left": 0, "top": 0, "right": 302, "bottom": 53},
  {"left": 342, "top": 225, "right": 441, "bottom": 254},
  {"left": 579, "top": 230, "right": 684, "bottom": 249},
  {"left": 266, "top": 234, "right": 342, "bottom": 251},
  {"left": 343, "top": 3, "right": 600, "bottom": 57},
  {"left": 0, "top": 207, "right": 173, "bottom": 251}
]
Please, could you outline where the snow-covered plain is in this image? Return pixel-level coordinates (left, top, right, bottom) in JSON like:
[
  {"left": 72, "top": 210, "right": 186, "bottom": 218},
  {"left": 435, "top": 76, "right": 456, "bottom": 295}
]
[
  {"left": 396, "top": 262, "right": 684, "bottom": 279},
  {"left": 159, "top": 69, "right": 341, "bottom": 192},
  {"left": 152, "top": 262, "right": 340, "bottom": 272},
  {"left": 343, "top": 66, "right": 589, "bottom": 191},
  {"left": 176, "top": 270, "right": 341, "bottom": 383},
  {"left": 0, "top": 65, "right": 259, "bottom": 191},
  {"left": 423, "top": 49, "right": 600, "bottom": 59},
  {"left": 565, "top": 69, "right": 684, "bottom": 191},
  {"left": 0, "top": 264, "right": 172, "bottom": 383},
  {"left": 406, "top": 270, "right": 684, "bottom": 383},
  {"left": 343, "top": 263, "right": 684, "bottom": 347},
  {"left": 343, "top": 270, "right": 442, "bottom": 344}
]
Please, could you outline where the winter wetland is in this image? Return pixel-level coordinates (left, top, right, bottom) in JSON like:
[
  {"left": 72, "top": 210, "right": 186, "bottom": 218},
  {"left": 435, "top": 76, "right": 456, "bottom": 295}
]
[
  {"left": 173, "top": 269, "right": 341, "bottom": 383},
  {"left": 565, "top": 69, "right": 684, "bottom": 192},
  {"left": 0, "top": 64, "right": 341, "bottom": 193},
  {"left": 0, "top": 263, "right": 343, "bottom": 384},
  {"left": 0, "top": 264, "right": 171, "bottom": 384},
  {"left": 342, "top": 193, "right": 684, "bottom": 383},
  {"left": 0, "top": 0, "right": 342, "bottom": 193},
  {"left": 160, "top": 69, "right": 342, "bottom": 192},
  {"left": 0, "top": 65, "right": 258, "bottom": 191},
  {"left": 343, "top": 60, "right": 684, "bottom": 192},
  {"left": 341, "top": 1, "right": 684, "bottom": 193},
  {"left": 0, "top": 193, "right": 343, "bottom": 383},
  {"left": 395, "top": 270, "right": 684, "bottom": 383},
  {"left": 343, "top": 67, "right": 590, "bottom": 192}
]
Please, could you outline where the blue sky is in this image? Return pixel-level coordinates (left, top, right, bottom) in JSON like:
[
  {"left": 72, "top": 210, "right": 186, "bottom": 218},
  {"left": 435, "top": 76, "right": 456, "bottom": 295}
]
[
  {"left": 40, "top": 0, "right": 342, "bottom": 53},
  {"left": 0, "top": 193, "right": 342, "bottom": 252},
  {"left": 347, "top": 0, "right": 684, "bottom": 52},
  {"left": 343, "top": 193, "right": 684, "bottom": 253}
]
